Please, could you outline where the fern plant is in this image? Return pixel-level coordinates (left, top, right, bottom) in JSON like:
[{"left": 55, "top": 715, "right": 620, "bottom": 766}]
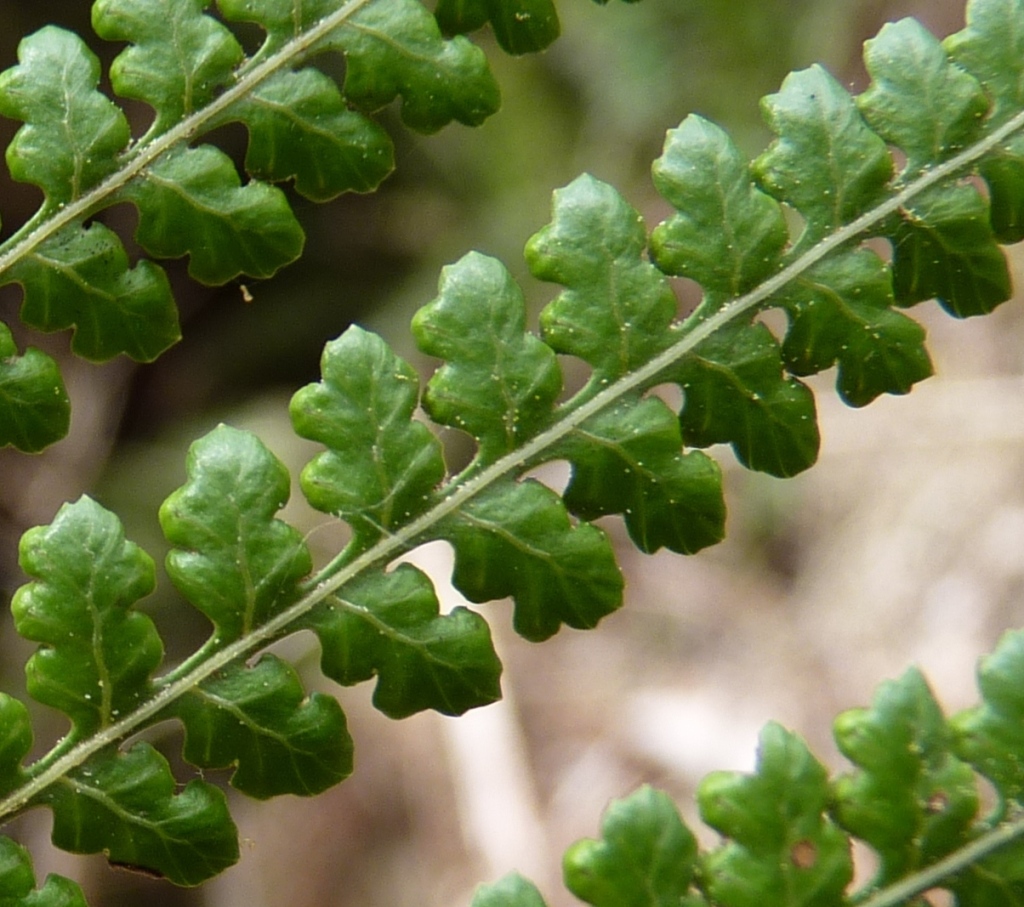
[
  {"left": 0, "top": 0, "right": 522, "bottom": 452},
  {"left": 1, "top": 0, "right": 1024, "bottom": 904}
]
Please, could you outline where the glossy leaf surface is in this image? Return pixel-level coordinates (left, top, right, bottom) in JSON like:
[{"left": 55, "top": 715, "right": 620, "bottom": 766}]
[
  {"left": 651, "top": 115, "right": 788, "bottom": 301},
  {"left": 890, "top": 183, "right": 1011, "bottom": 317},
  {"left": 435, "top": 0, "right": 561, "bottom": 55},
  {"left": 859, "top": 17, "right": 989, "bottom": 176},
  {"left": 413, "top": 252, "right": 562, "bottom": 464},
  {"left": 4, "top": 4, "right": 1024, "bottom": 904},
  {"left": 0, "top": 837, "right": 87, "bottom": 907},
  {"left": 42, "top": 744, "right": 237, "bottom": 886},
  {"left": 322, "top": 0, "right": 501, "bottom": 132},
  {"left": 776, "top": 249, "right": 932, "bottom": 406},
  {"left": 443, "top": 479, "right": 623, "bottom": 641},
  {"left": 175, "top": 655, "right": 353, "bottom": 798},
  {"left": 12, "top": 497, "right": 162, "bottom": 738},
  {"left": 0, "top": 324, "right": 69, "bottom": 453},
  {"left": 673, "top": 322, "right": 819, "bottom": 478},
  {"left": 10, "top": 224, "right": 180, "bottom": 362},
  {"left": 560, "top": 397, "right": 725, "bottom": 554},
  {"left": 755, "top": 65, "right": 892, "bottom": 239},
  {"left": 216, "top": 0, "right": 334, "bottom": 41},
  {"left": 291, "top": 327, "right": 446, "bottom": 548},
  {"left": 232, "top": 69, "right": 395, "bottom": 200},
  {"left": 0, "top": 0, "right": 510, "bottom": 450},
  {"left": 306, "top": 564, "right": 502, "bottom": 718},
  {"left": 0, "top": 27, "right": 128, "bottom": 204},
  {"left": 529, "top": 174, "right": 676, "bottom": 382},
  {"left": 946, "top": 0, "right": 1024, "bottom": 241},
  {"left": 126, "top": 146, "right": 305, "bottom": 284},
  {"left": 160, "top": 425, "right": 312, "bottom": 644},
  {"left": 93, "top": 0, "right": 244, "bottom": 134}
]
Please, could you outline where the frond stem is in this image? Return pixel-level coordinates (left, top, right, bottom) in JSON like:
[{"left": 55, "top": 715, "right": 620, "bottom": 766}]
[
  {"left": 0, "top": 0, "right": 374, "bottom": 282},
  {"left": 3, "top": 86, "right": 1024, "bottom": 907},
  {"left": 855, "top": 814, "right": 1024, "bottom": 906}
]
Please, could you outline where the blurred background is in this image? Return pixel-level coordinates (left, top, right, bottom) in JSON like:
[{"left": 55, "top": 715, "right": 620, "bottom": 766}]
[{"left": 2, "top": 0, "right": 1024, "bottom": 904}]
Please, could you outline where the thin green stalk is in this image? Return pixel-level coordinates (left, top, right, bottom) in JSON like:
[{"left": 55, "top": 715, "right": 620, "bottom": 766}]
[
  {"left": 856, "top": 814, "right": 1024, "bottom": 906},
  {"left": 3, "top": 62, "right": 1024, "bottom": 907},
  {"left": 0, "top": 0, "right": 374, "bottom": 281}
]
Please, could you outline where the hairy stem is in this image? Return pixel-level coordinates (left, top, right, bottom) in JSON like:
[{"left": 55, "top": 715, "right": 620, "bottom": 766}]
[
  {"left": 0, "top": 0, "right": 374, "bottom": 280},
  {"left": 3, "top": 59, "right": 1024, "bottom": 907},
  {"left": 855, "top": 813, "right": 1024, "bottom": 906}
]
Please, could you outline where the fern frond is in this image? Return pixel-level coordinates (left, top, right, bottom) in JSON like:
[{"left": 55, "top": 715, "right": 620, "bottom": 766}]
[
  {"left": 474, "top": 633, "right": 1024, "bottom": 907},
  {"left": 0, "top": 0, "right": 507, "bottom": 452},
  {"left": 1, "top": 0, "right": 1024, "bottom": 901}
]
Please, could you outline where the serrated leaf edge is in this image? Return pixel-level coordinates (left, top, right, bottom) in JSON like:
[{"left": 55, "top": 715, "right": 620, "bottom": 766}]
[
  {"left": 0, "top": 0, "right": 374, "bottom": 280},
  {"left": 2, "top": 84, "right": 1022, "bottom": 838}
]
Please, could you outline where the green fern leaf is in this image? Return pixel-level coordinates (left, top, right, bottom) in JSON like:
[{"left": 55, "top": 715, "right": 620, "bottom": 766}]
[
  {"left": 520, "top": 632, "right": 1024, "bottom": 907},
  {"left": 174, "top": 654, "right": 353, "bottom": 799},
  {"left": 0, "top": 837, "right": 87, "bottom": 906},
  {"left": 859, "top": 18, "right": 990, "bottom": 176},
  {"left": 774, "top": 250, "right": 931, "bottom": 407},
  {"left": 529, "top": 174, "right": 677, "bottom": 383},
  {"left": 413, "top": 252, "right": 562, "bottom": 465},
  {"left": 832, "top": 668, "right": 978, "bottom": 886},
  {"left": 890, "top": 182, "right": 1011, "bottom": 317},
  {"left": 159, "top": 425, "right": 312, "bottom": 645},
  {"left": 946, "top": 0, "right": 1024, "bottom": 241},
  {"left": 0, "top": 25, "right": 180, "bottom": 362},
  {"left": 526, "top": 174, "right": 726, "bottom": 549},
  {"left": 433, "top": 0, "right": 638, "bottom": 53},
  {"left": 651, "top": 116, "right": 788, "bottom": 300},
  {"left": 125, "top": 146, "right": 305, "bottom": 284},
  {"left": 472, "top": 872, "right": 550, "bottom": 907},
  {"left": 672, "top": 322, "right": 820, "bottom": 477},
  {"left": 228, "top": 68, "right": 394, "bottom": 200},
  {"left": 754, "top": 66, "right": 892, "bottom": 240},
  {"left": 0, "top": 0, "right": 512, "bottom": 452},
  {"left": 699, "top": 723, "right": 853, "bottom": 907},
  {"left": 435, "top": 0, "right": 561, "bottom": 55},
  {"left": 563, "top": 785, "right": 707, "bottom": 907},
  {"left": 216, "top": 0, "right": 319, "bottom": 44},
  {"left": 952, "top": 630, "right": 1024, "bottom": 809},
  {"left": 12, "top": 497, "right": 163, "bottom": 739},
  {"left": 0, "top": 697, "right": 31, "bottom": 799},
  {"left": 0, "top": 325, "right": 69, "bottom": 453},
  {"left": 291, "top": 326, "right": 446, "bottom": 550},
  {"left": 443, "top": 478, "right": 623, "bottom": 641},
  {"left": 10, "top": 225, "right": 179, "bottom": 362},
  {"left": 7, "top": 2, "right": 1024, "bottom": 901},
  {"left": 648, "top": 119, "right": 820, "bottom": 476},
  {"left": 92, "top": 0, "right": 244, "bottom": 135},
  {"left": 304, "top": 564, "right": 502, "bottom": 718},
  {"left": 558, "top": 396, "right": 725, "bottom": 555},
  {"left": 41, "top": 744, "right": 237, "bottom": 886},
  {"left": 858, "top": 17, "right": 1011, "bottom": 317},
  {"left": 320, "top": 0, "right": 501, "bottom": 132},
  {"left": 0, "top": 27, "right": 130, "bottom": 205}
]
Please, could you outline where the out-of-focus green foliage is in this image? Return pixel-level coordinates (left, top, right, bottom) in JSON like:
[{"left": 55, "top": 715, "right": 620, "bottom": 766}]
[{"left": 477, "top": 633, "right": 1024, "bottom": 907}]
